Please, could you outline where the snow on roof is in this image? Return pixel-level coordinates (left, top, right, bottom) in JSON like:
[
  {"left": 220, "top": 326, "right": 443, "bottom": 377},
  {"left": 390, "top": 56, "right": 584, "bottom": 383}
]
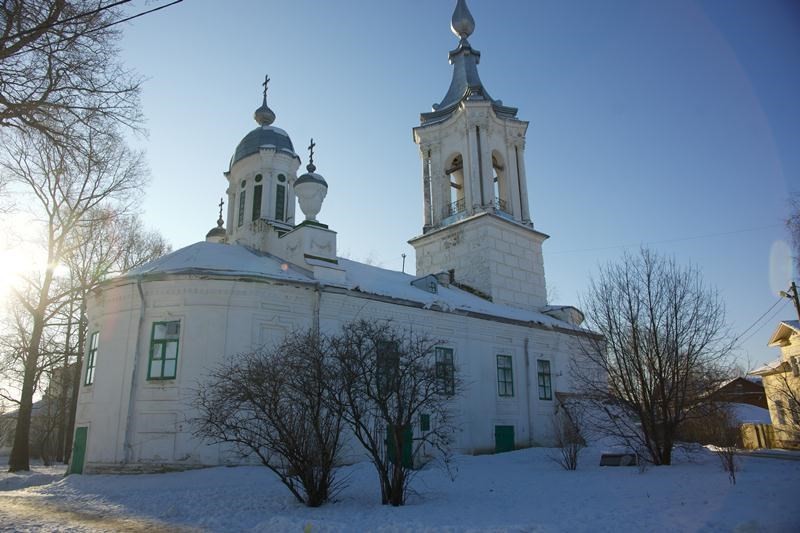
[
  {"left": 750, "top": 357, "right": 785, "bottom": 375},
  {"left": 731, "top": 403, "right": 771, "bottom": 425},
  {"left": 337, "top": 258, "right": 579, "bottom": 331},
  {"left": 121, "top": 242, "right": 584, "bottom": 332},
  {"left": 767, "top": 320, "right": 800, "bottom": 346},
  {"left": 126, "top": 242, "right": 312, "bottom": 283}
]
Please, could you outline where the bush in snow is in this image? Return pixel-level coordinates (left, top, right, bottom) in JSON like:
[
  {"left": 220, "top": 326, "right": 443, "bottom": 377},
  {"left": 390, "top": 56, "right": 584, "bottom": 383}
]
[
  {"left": 551, "top": 400, "right": 585, "bottom": 471},
  {"left": 330, "top": 320, "right": 461, "bottom": 506},
  {"left": 192, "top": 330, "right": 345, "bottom": 507}
]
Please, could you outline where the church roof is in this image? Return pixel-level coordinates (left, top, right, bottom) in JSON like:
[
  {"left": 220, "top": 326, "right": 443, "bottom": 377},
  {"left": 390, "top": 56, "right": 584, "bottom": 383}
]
[
  {"left": 122, "top": 242, "right": 585, "bottom": 333},
  {"left": 230, "top": 125, "right": 296, "bottom": 169},
  {"left": 420, "top": 0, "right": 518, "bottom": 126}
]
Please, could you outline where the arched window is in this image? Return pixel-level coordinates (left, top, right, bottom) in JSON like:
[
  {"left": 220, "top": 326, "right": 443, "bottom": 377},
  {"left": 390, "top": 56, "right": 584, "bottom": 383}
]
[
  {"left": 492, "top": 152, "right": 508, "bottom": 214},
  {"left": 252, "top": 174, "right": 263, "bottom": 220},
  {"left": 238, "top": 179, "right": 246, "bottom": 227},
  {"left": 446, "top": 153, "right": 464, "bottom": 216},
  {"left": 275, "top": 174, "right": 286, "bottom": 221}
]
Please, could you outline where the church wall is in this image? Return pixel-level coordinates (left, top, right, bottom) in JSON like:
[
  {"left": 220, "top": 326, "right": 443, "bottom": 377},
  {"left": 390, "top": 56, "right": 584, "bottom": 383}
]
[
  {"left": 319, "top": 291, "right": 582, "bottom": 453},
  {"left": 412, "top": 214, "right": 548, "bottom": 310},
  {"left": 76, "top": 275, "right": 585, "bottom": 472}
]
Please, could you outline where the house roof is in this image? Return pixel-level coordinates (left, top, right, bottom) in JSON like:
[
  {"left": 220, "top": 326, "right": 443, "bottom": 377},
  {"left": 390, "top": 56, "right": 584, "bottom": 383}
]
[
  {"left": 767, "top": 320, "right": 800, "bottom": 347},
  {"left": 121, "top": 242, "right": 586, "bottom": 333},
  {"left": 750, "top": 357, "right": 786, "bottom": 376}
]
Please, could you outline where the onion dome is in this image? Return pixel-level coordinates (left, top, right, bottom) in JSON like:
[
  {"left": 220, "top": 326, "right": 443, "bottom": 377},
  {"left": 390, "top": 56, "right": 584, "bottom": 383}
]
[
  {"left": 230, "top": 75, "right": 297, "bottom": 169},
  {"left": 295, "top": 161, "right": 328, "bottom": 189}
]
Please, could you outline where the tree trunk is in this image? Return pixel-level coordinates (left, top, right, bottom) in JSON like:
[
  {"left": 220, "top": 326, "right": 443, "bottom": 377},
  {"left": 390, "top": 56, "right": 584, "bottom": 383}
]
[
  {"left": 8, "top": 338, "right": 43, "bottom": 472},
  {"left": 9, "top": 269, "right": 54, "bottom": 472}
]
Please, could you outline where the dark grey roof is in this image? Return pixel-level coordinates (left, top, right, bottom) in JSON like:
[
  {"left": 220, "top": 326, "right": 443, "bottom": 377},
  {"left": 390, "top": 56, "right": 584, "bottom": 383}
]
[
  {"left": 295, "top": 171, "right": 327, "bottom": 188},
  {"left": 230, "top": 125, "right": 296, "bottom": 168},
  {"left": 206, "top": 226, "right": 226, "bottom": 238},
  {"left": 421, "top": 41, "right": 518, "bottom": 126}
]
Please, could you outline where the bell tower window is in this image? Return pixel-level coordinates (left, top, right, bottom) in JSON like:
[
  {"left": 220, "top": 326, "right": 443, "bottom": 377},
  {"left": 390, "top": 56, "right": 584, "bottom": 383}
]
[
  {"left": 252, "top": 174, "right": 263, "bottom": 220},
  {"left": 447, "top": 154, "right": 465, "bottom": 216},
  {"left": 492, "top": 153, "right": 508, "bottom": 214},
  {"left": 275, "top": 174, "right": 286, "bottom": 221}
]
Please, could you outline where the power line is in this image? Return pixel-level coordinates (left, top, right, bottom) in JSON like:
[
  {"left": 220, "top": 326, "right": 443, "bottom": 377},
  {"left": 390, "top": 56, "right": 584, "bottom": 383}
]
[
  {"left": 96, "top": 0, "right": 184, "bottom": 32},
  {"left": 3, "top": 0, "right": 185, "bottom": 60},
  {"left": 550, "top": 224, "right": 783, "bottom": 255},
  {"left": 733, "top": 296, "right": 785, "bottom": 345},
  {"left": 4, "top": 0, "right": 134, "bottom": 42},
  {"left": 738, "top": 299, "right": 789, "bottom": 347}
]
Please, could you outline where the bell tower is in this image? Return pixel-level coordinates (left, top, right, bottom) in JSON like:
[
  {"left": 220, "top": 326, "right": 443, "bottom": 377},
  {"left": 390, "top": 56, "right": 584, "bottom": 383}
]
[{"left": 409, "top": 0, "right": 549, "bottom": 311}]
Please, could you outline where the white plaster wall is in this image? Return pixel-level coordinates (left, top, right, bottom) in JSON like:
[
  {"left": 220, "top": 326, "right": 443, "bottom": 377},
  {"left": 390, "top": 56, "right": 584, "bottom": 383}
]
[
  {"left": 412, "top": 214, "right": 548, "bottom": 310},
  {"left": 76, "top": 275, "right": 585, "bottom": 472}
]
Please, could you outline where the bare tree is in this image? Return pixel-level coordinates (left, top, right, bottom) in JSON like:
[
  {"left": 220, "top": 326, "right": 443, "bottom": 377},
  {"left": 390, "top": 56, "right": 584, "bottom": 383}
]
[
  {"left": 0, "top": 0, "right": 143, "bottom": 152},
  {"left": 573, "top": 248, "right": 734, "bottom": 465},
  {"left": 193, "top": 330, "right": 345, "bottom": 507},
  {"left": 331, "top": 320, "right": 460, "bottom": 506},
  {"left": 58, "top": 210, "right": 169, "bottom": 462},
  {"left": 2, "top": 128, "right": 146, "bottom": 471}
]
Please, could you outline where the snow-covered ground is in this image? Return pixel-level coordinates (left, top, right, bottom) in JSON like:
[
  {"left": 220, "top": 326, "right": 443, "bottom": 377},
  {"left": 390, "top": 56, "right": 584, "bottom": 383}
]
[{"left": 1, "top": 445, "right": 798, "bottom": 532}]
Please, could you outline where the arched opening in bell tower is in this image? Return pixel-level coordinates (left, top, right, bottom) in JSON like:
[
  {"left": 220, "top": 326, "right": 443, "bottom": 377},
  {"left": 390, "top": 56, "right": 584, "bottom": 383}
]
[
  {"left": 446, "top": 153, "right": 465, "bottom": 217},
  {"left": 492, "top": 151, "right": 509, "bottom": 215}
]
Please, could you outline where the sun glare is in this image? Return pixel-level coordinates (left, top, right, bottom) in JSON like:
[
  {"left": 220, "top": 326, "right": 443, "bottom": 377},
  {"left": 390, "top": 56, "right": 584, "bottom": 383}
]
[{"left": 0, "top": 214, "right": 47, "bottom": 307}]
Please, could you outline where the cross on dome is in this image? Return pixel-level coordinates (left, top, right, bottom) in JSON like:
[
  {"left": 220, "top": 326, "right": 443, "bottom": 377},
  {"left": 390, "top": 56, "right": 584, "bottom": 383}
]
[
  {"left": 254, "top": 74, "right": 276, "bottom": 126},
  {"left": 308, "top": 138, "right": 316, "bottom": 172}
]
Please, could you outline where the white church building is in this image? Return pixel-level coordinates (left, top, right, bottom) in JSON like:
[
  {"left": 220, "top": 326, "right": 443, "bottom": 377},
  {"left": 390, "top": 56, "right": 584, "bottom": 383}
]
[{"left": 71, "top": 0, "right": 595, "bottom": 474}]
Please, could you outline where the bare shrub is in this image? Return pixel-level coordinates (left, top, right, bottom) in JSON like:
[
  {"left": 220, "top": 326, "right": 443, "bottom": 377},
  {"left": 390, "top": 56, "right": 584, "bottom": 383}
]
[
  {"left": 193, "top": 330, "right": 345, "bottom": 507},
  {"left": 552, "top": 405, "right": 584, "bottom": 471},
  {"left": 330, "top": 320, "right": 460, "bottom": 506}
]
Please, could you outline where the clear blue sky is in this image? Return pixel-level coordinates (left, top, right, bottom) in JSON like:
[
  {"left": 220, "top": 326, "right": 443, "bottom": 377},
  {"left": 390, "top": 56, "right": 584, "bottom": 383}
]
[{"left": 117, "top": 0, "right": 799, "bottom": 370}]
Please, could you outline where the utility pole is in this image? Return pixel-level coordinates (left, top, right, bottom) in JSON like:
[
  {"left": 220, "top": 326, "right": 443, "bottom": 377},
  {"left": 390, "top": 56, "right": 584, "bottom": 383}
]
[{"left": 782, "top": 281, "right": 800, "bottom": 322}]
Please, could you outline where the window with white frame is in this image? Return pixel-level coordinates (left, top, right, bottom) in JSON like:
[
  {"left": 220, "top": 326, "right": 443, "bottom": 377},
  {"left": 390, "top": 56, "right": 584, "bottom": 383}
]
[{"left": 148, "top": 321, "right": 180, "bottom": 380}]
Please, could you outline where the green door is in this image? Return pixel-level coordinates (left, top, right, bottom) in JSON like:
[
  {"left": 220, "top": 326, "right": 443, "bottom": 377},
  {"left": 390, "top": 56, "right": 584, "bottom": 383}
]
[
  {"left": 387, "top": 424, "right": 413, "bottom": 468},
  {"left": 495, "top": 425, "right": 515, "bottom": 453},
  {"left": 70, "top": 427, "right": 88, "bottom": 474}
]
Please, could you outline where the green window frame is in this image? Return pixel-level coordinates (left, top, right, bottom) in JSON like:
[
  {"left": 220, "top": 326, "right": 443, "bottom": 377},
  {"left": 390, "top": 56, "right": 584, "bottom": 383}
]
[
  {"left": 420, "top": 413, "right": 431, "bottom": 432},
  {"left": 84, "top": 331, "right": 99, "bottom": 385},
  {"left": 537, "top": 359, "right": 552, "bottom": 400},
  {"left": 376, "top": 340, "right": 400, "bottom": 396},
  {"left": 497, "top": 354, "right": 514, "bottom": 397},
  {"left": 435, "top": 347, "right": 455, "bottom": 396},
  {"left": 238, "top": 190, "right": 246, "bottom": 227},
  {"left": 147, "top": 321, "right": 180, "bottom": 380},
  {"left": 275, "top": 183, "right": 286, "bottom": 221},
  {"left": 252, "top": 184, "right": 262, "bottom": 220}
]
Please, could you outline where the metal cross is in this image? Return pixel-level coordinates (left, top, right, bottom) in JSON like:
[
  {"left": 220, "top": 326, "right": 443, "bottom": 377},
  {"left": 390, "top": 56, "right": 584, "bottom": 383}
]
[
  {"left": 308, "top": 138, "right": 316, "bottom": 165},
  {"left": 262, "top": 75, "right": 270, "bottom": 101},
  {"left": 218, "top": 197, "right": 224, "bottom": 218}
]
